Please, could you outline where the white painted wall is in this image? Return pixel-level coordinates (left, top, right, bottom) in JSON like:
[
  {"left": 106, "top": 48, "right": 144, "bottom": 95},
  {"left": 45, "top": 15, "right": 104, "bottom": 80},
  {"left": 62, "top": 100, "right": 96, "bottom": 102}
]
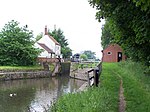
[
  {"left": 35, "top": 35, "right": 61, "bottom": 58},
  {"left": 55, "top": 45, "right": 61, "bottom": 56},
  {"left": 34, "top": 43, "right": 50, "bottom": 58},
  {"left": 38, "top": 35, "right": 55, "bottom": 52}
]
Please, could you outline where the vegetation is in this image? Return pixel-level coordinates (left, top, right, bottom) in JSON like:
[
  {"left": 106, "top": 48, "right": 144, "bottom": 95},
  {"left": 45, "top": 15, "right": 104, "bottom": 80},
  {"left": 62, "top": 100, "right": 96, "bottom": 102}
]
[
  {"left": 0, "top": 20, "right": 41, "bottom": 66},
  {"left": 80, "top": 54, "right": 88, "bottom": 61},
  {"left": 0, "top": 66, "right": 43, "bottom": 71},
  {"left": 51, "top": 62, "right": 150, "bottom": 112},
  {"left": 81, "top": 50, "right": 96, "bottom": 60},
  {"left": 118, "top": 61, "right": 150, "bottom": 112},
  {"left": 71, "top": 62, "right": 98, "bottom": 71},
  {"left": 101, "top": 20, "right": 114, "bottom": 49},
  {"left": 89, "top": 0, "right": 150, "bottom": 66}
]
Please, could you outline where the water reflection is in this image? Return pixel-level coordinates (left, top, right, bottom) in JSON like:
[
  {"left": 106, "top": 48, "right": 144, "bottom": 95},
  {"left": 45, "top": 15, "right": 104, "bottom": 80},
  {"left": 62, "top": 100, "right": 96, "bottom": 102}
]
[{"left": 0, "top": 76, "right": 85, "bottom": 112}]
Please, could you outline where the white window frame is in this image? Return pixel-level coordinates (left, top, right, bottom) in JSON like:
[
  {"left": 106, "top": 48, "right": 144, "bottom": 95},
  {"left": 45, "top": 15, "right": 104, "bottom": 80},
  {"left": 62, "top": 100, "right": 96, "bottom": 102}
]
[{"left": 107, "top": 51, "right": 112, "bottom": 55}]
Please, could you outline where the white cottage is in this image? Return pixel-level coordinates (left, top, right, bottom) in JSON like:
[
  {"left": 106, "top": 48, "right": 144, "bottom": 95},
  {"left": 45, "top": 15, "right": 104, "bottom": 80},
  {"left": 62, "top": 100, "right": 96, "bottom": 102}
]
[{"left": 35, "top": 26, "right": 61, "bottom": 62}]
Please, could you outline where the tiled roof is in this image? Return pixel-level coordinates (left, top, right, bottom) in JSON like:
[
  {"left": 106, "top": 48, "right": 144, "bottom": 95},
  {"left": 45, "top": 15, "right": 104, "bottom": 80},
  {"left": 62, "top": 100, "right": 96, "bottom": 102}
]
[
  {"left": 38, "top": 43, "right": 55, "bottom": 54},
  {"left": 103, "top": 44, "right": 122, "bottom": 51}
]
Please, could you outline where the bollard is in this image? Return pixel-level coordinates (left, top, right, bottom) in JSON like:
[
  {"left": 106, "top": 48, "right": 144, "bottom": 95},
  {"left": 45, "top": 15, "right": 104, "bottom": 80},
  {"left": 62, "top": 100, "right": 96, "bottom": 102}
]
[{"left": 94, "top": 67, "right": 99, "bottom": 87}]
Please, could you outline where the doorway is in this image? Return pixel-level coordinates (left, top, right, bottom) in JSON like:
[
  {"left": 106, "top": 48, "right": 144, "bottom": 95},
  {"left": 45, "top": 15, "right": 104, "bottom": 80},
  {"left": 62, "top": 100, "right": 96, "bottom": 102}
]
[{"left": 117, "top": 52, "right": 122, "bottom": 62}]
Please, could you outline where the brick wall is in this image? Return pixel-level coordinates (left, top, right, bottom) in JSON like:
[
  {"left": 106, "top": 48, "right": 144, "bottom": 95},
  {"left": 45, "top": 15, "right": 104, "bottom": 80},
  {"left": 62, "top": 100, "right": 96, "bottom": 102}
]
[
  {"left": 102, "top": 44, "right": 126, "bottom": 62},
  {"left": 37, "top": 57, "right": 59, "bottom": 64}
]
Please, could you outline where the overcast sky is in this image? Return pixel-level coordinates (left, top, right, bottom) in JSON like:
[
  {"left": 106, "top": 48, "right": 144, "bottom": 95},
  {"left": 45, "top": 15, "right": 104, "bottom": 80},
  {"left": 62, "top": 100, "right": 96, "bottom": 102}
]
[{"left": 0, "top": 0, "right": 105, "bottom": 58}]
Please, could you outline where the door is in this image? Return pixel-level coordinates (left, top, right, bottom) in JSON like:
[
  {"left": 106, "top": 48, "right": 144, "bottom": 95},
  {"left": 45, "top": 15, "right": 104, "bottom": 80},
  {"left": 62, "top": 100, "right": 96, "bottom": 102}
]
[{"left": 117, "top": 52, "right": 122, "bottom": 62}]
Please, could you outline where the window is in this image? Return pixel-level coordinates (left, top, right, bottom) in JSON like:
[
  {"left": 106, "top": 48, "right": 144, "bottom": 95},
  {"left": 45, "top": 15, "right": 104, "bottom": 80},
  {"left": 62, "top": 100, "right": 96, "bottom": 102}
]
[{"left": 107, "top": 51, "right": 112, "bottom": 55}]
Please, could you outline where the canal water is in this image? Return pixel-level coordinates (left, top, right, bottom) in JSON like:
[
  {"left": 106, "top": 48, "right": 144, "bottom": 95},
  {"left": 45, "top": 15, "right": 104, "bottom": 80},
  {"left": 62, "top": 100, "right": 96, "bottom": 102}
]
[{"left": 0, "top": 76, "right": 85, "bottom": 112}]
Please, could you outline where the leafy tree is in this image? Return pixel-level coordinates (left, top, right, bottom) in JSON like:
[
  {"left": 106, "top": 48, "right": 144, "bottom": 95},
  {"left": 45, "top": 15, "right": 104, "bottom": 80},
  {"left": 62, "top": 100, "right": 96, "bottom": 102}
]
[
  {"left": 132, "top": 0, "right": 150, "bottom": 11},
  {"left": 82, "top": 50, "right": 96, "bottom": 59},
  {"left": 35, "top": 32, "right": 43, "bottom": 42},
  {"left": 89, "top": 0, "right": 150, "bottom": 66},
  {"left": 101, "top": 20, "right": 114, "bottom": 49},
  {"left": 80, "top": 54, "right": 88, "bottom": 61},
  {"left": 48, "top": 28, "right": 72, "bottom": 58},
  {"left": 0, "top": 20, "right": 41, "bottom": 66}
]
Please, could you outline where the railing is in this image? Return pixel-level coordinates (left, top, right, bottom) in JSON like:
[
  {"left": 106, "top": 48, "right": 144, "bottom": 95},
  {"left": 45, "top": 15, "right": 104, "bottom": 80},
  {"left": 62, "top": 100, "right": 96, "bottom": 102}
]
[{"left": 86, "top": 62, "right": 102, "bottom": 87}]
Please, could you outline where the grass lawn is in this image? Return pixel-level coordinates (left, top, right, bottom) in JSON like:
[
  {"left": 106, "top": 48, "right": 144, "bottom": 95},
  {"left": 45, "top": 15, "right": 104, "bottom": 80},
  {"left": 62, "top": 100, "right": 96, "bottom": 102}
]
[
  {"left": 51, "top": 62, "right": 150, "bottom": 112},
  {"left": 0, "top": 66, "right": 43, "bottom": 71},
  {"left": 118, "top": 61, "right": 150, "bottom": 112}
]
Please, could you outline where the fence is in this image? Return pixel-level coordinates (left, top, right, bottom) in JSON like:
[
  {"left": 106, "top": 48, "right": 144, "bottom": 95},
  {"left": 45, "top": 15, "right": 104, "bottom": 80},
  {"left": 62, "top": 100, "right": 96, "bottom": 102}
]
[{"left": 86, "top": 62, "right": 102, "bottom": 87}]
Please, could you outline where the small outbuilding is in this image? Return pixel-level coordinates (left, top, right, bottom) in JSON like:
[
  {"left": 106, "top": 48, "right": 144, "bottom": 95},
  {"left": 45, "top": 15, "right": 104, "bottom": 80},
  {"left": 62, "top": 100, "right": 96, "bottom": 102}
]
[{"left": 102, "top": 44, "right": 126, "bottom": 62}]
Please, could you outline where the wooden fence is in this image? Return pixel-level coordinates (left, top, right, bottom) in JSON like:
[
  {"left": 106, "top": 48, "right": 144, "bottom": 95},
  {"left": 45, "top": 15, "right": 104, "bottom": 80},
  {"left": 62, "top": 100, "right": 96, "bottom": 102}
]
[
  {"left": 86, "top": 62, "right": 102, "bottom": 87},
  {"left": 70, "top": 62, "right": 102, "bottom": 87}
]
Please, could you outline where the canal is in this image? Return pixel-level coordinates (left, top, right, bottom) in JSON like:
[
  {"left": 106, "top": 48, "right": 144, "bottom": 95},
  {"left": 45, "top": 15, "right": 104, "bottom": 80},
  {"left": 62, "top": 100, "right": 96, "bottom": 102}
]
[{"left": 0, "top": 76, "right": 85, "bottom": 112}]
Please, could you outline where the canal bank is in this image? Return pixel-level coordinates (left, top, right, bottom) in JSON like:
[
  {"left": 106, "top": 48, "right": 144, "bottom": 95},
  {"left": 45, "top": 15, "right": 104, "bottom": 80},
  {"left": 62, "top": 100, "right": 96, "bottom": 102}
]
[
  {"left": 0, "top": 62, "right": 71, "bottom": 81},
  {"left": 0, "top": 62, "right": 93, "bottom": 111},
  {"left": 0, "top": 71, "right": 51, "bottom": 81}
]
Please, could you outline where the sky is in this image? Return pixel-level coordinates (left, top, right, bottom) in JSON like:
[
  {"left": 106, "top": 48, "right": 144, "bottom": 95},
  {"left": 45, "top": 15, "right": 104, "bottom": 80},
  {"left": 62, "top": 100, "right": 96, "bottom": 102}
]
[{"left": 0, "top": 0, "right": 105, "bottom": 59}]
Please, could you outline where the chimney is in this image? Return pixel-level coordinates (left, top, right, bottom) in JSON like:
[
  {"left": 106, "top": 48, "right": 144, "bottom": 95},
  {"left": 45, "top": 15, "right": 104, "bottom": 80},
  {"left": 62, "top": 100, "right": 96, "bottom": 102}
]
[
  {"left": 45, "top": 25, "right": 48, "bottom": 35},
  {"left": 54, "top": 24, "right": 56, "bottom": 30}
]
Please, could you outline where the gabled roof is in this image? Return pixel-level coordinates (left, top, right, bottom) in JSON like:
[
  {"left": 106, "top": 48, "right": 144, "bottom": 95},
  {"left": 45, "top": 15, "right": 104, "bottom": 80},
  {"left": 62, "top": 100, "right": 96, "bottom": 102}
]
[
  {"left": 38, "top": 43, "right": 55, "bottom": 54},
  {"left": 104, "top": 44, "right": 120, "bottom": 50},
  {"left": 103, "top": 44, "right": 123, "bottom": 52},
  {"left": 48, "top": 35, "right": 60, "bottom": 46}
]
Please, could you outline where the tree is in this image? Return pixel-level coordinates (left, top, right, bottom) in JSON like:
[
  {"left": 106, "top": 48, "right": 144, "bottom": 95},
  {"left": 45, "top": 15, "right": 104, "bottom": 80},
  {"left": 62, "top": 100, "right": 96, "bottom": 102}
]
[
  {"left": 132, "top": 0, "right": 150, "bottom": 11},
  {"left": 35, "top": 32, "right": 43, "bottom": 42},
  {"left": 0, "top": 20, "right": 41, "bottom": 66},
  {"left": 48, "top": 28, "right": 72, "bottom": 58},
  {"left": 89, "top": 0, "right": 150, "bottom": 66},
  {"left": 80, "top": 54, "right": 88, "bottom": 61},
  {"left": 101, "top": 20, "right": 115, "bottom": 49},
  {"left": 82, "top": 50, "right": 96, "bottom": 59}
]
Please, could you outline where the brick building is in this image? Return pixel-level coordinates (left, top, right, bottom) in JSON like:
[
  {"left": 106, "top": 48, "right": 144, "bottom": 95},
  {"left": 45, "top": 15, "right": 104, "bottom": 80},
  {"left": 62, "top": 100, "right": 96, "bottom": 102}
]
[{"left": 102, "top": 44, "right": 126, "bottom": 62}]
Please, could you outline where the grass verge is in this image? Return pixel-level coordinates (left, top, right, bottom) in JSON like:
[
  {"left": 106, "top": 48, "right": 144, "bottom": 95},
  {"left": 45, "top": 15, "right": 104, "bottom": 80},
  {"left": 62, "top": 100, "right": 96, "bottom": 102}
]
[
  {"left": 51, "top": 63, "right": 120, "bottom": 112},
  {"left": 118, "top": 61, "right": 150, "bottom": 112},
  {"left": 0, "top": 66, "right": 43, "bottom": 71},
  {"left": 51, "top": 61, "right": 150, "bottom": 112}
]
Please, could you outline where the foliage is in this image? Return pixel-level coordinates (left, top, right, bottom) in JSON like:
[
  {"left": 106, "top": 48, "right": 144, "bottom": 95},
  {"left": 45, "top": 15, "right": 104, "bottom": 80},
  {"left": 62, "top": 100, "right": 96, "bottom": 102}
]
[
  {"left": 89, "top": 0, "right": 150, "bottom": 66},
  {"left": 71, "top": 62, "right": 98, "bottom": 70},
  {"left": 132, "top": 0, "right": 150, "bottom": 11},
  {"left": 51, "top": 62, "right": 150, "bottom": 112},
  {"left": 80, "top": 54, "right": 88, "bottom": 61},
  {"left": 81, "top": 50, "right": 96, "bottom": 59},
  {"left": 48, "top": 28, "right": 72, "bottom": 58},
  {"left": 101, "top": 20, "right": 114, "bottom": 49},
  {"left": 0, "top": 20, "right": 41, "bottom": 66},
  {"left": 61, "top": 46, "right": 72, "bottom": 59},
  {"left": 35, "top": 32, "right": 43, "bottom": 42}
]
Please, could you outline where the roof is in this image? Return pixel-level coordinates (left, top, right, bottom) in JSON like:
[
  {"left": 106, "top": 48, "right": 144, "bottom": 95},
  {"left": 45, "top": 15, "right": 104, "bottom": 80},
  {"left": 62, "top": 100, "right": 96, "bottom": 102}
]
[
  {"left": 48, "top": 35, "right": 60, "bottom": 46},
  {"left": 44, "top": 26, "right": 60, "bottom": 46},
  {"left": 104, "top": 44, "right": 120, "bottom": 50},
  {"left": 37, "top": 43, "right": 55, "bottom": 54},
  {"left": 103, "top": 44, "right": 123, "bottom": 53}
]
